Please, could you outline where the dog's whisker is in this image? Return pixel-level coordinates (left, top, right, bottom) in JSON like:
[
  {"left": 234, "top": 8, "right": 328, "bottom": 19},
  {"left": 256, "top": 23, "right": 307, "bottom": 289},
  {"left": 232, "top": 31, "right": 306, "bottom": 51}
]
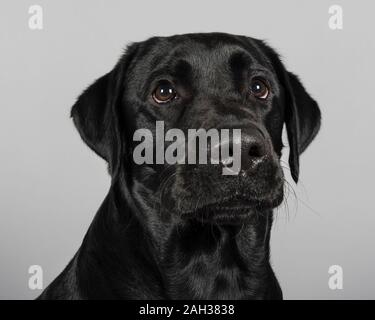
[
  {"left": 296, "top": 197, "right": 323, "bottom": 218},
  {"left": 280, "top": 177, "right": 323, "bottom": 219}
]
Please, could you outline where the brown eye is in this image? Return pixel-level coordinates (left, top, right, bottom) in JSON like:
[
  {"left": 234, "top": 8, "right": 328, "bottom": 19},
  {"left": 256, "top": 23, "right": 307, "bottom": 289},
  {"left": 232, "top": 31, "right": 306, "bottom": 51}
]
[
  {"left": 250, "top": 78, "right": 269, "bottom": 100},
  {"left": 152, "top": 81, "right": 177, "bottom": 104}
]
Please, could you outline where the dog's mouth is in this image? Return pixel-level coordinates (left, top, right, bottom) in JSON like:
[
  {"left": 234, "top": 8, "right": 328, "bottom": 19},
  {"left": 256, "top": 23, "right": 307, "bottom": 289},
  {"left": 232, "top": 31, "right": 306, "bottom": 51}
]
[
  {"left": 156, "top": 161, "right": 285, "bottom": 224},
  {"left": 180, "top": 192, "right": 284, "bottom": 224}
]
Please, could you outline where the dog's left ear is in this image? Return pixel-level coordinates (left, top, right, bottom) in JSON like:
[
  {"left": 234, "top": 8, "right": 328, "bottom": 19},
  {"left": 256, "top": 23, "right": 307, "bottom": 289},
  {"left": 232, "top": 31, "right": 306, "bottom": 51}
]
[
  {"left": 283, "top": 72, "right": 321, "bottom": 183},
  {"left": 260, "top": 42, "right": 321, "bottom": 183},
  {"left": 71, "top": 44, "right": 137, "bottom": 178}
]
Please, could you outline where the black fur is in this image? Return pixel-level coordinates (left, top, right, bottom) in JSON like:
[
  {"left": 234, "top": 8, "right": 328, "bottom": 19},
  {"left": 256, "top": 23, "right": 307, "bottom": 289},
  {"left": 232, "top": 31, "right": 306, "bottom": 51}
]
[{"left": 38, "top": 33, "right": 321, "bottom": 300}]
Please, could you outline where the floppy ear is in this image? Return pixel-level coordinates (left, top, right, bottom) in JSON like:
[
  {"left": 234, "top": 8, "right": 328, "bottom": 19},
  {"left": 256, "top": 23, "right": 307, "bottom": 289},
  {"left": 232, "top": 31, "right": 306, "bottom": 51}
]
[
  {"left": 283, "top": 72, "right": 321, "bottom": 183},
  {"left": 71, "top": 45, "right": 137, "bottom": 177},
  {"left": 259, "top": 42, "right": 321, "bottom": 183}
]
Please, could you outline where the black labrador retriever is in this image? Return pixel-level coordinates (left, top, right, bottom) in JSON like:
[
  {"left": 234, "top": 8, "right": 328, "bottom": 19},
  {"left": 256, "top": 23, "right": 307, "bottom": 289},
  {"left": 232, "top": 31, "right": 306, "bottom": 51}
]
[{"left": 38, "top": 33, "right": 320, "bottom": 300}]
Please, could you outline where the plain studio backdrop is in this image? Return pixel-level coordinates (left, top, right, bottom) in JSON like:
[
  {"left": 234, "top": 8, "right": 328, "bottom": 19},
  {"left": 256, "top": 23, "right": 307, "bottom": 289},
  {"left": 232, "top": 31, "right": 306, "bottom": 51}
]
[{"left": 0, "top": 0, "right": 374, "bottom": 299}]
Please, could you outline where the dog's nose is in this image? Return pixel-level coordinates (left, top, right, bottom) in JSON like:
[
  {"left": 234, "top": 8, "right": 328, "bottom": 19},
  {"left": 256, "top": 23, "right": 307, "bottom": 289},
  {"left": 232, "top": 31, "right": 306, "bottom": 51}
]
[
  {"left": 241, "top": 135, "right": 267, "bottom": 170},
  {"left": 217, "top": 127, "right": 268, "bottom": 174}
]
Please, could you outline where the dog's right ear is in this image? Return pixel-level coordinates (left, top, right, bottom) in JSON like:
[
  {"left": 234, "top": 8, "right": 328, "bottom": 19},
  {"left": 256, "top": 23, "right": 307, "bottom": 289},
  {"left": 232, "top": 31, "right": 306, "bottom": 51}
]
[{"left": 71, "top": 44, "right": 137, "bottom": 177}]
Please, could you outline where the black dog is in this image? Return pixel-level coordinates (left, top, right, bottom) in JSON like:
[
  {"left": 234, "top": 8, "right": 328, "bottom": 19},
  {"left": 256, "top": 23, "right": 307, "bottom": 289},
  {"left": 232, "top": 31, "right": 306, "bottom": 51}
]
[{"left": 38, "top": 33, "right": 320, "bottom": 300}]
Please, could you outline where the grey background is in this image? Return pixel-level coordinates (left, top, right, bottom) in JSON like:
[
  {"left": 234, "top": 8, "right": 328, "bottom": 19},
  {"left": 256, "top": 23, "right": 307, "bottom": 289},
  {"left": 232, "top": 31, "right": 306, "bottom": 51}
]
[{"left": 1, "top": 0, "right": 374, "bottom": 299}]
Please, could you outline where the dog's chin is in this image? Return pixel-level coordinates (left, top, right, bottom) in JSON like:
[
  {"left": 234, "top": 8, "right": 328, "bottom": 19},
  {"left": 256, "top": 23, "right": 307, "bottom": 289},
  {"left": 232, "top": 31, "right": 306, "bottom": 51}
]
[{"left": 180, "top": 191, "right": 284, "bottom": 225}]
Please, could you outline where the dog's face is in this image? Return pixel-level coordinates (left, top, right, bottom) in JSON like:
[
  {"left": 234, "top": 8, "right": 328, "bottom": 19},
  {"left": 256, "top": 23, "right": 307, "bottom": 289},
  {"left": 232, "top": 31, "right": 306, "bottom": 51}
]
[{"left": 71, "top": 33, "right": 320, "bottom": 224}]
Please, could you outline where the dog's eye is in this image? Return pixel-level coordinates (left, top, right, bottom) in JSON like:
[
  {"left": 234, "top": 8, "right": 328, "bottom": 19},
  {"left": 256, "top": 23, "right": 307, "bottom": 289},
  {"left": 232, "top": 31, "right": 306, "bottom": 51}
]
[
  {"left": 152, "top": 81, "right": 177, "bottom": 104},
  {"left": 250, "top": 78, "right": 269, "bottom": 100}
]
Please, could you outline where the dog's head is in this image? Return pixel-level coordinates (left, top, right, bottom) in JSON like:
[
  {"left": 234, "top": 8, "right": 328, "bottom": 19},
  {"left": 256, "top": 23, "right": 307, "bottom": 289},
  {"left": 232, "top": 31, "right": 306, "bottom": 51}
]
[{"left": 71, "top": 33, "right": 320, "bottom": 224}]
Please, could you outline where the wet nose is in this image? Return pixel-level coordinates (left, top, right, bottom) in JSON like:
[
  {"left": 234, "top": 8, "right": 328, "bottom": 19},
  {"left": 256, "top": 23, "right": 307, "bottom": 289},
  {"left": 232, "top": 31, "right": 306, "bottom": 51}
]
[
  {"left": 241, "top": 134, "right": 267, "bottom": 170},
  {"left": 218, "top": 127, "right": 269, "bottom": 173}
]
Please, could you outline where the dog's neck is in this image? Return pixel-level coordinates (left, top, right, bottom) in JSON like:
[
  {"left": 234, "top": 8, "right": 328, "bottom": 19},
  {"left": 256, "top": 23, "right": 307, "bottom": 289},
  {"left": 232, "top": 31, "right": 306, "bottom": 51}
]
[
  {"left": 77, "top": 180, "right": 282, "bottom": 299},
  {"left": 156, "top": 216, "right": 278, "bottom": 299}
]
